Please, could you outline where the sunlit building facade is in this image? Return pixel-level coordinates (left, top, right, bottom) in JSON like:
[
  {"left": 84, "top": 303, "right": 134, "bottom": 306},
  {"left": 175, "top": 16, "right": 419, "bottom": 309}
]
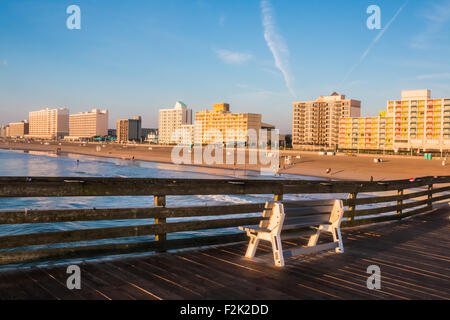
[
  {"left": 338, "top": 113, "right": 394, "bottom": 150},
  {"left": 8, "top": 121, "right": 29, "bottom": 138},
  {"left": 68, "top": 109, "right": 108, "bottom": 139},
  {"left": 117, "top": 116, "right": 142, "bottom": 142},
  {"left": 158, "top": 101, "right": 192, "bottom": 144},
  {"left": 293, "top": 93, "right": 361, "bottom": 148},
  {"left": 0, "top": 125, "right": 8, "bottom": 138},
  {"left": 339, "top": 90, "right": 450, "bottom": 151},
  {"left": 27, "top": 108, "right": 69, "bottom": 139},
  {"left": 194, "top": 103, "right": 263, "bottom": 145}
]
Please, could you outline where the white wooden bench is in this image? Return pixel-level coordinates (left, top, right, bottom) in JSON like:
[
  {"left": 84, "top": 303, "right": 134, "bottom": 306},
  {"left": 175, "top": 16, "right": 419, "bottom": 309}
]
[{"left": 239, "top": 199, "right": 345, "bottom": 267}]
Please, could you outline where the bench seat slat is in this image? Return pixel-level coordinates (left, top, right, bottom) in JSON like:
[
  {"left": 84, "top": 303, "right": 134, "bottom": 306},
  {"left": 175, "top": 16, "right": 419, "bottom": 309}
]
[
  {"left": 239, "top": 218, "right": 331, "bottom": 234},
  {"left": 282, "top": 199, "right": 336, "bottom": 207},
  {"left": 238, "top": 225, "right": 269, "bottom": 234},
  {"left": 284, "top": 206, "right": 333, "bottom": 217},
  {"left": 282, "top": 221, "right": 331, "bottom": 231},
  {"left": 284, "top": 214, "right": 330, "bottom": 225}
]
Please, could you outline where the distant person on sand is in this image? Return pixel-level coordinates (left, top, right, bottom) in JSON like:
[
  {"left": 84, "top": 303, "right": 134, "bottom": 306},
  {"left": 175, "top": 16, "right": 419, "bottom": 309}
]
[{"left": 326, "top": 168, "right": 331, "bottom": 174}]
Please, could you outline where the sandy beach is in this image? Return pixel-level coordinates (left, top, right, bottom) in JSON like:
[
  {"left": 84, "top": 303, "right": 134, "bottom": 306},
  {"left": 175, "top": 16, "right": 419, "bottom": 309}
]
[{"left": 1, "top": 140, "right": 449, "bottom": 181}]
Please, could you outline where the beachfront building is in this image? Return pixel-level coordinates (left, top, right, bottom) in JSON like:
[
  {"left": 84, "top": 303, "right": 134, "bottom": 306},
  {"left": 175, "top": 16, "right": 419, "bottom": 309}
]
[
  {"left": 108, "top": 129, "right": 117, "bottom": 137},
  {"left": 141, "top": 128, "right": 158, "bottom": 143},
  {"left": 292, "top": 92, "right": 361, "bottom": 148},
  {"left": 67, "top": 109, "right": 108, "bottom": 140},
  {"left": 26, "top": 108, "right": 69, "bottom": 139},
  {"left": 338, "top": 112, "right": 394, "bottom": 151},
  {"left": 158, "top": 101, "right": 192, "bottom": 144},
  {"left": 178, "top": 124, "right": 195, "bottom": 145},
  {"left": 338, "top": 90, "right": 450, "bottom": 152},
  {"left": 117, "top": 116, "right": 142, "bottom": 142},
  {"left": 0, "top": 125, "right": 8, "bottom": 138},
  {"left": 8, "top": 121, "right": 29, "bottom": 138},
  {"left": 194, "top": 103, "right": 264, "bottom": 145}
]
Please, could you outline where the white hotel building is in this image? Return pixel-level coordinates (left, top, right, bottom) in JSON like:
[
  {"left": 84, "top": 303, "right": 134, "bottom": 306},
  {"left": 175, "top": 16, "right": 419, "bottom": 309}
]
[
  {"left": 68, "top": 109, "right": 109, "bottom": 140},
  {"left": 158, "top": 101, "right": 192, "bottom": 144},
  {"left": 27, "top": 108, "right": 69, "bottom": 139}
]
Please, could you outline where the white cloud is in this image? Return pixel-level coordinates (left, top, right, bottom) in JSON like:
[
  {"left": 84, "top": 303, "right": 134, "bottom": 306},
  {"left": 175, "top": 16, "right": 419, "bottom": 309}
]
[
  {"left": 411, "top": 0, "right": 450, "bottom": 49},
  {"left": 260, "top": 0, "right": 296, "bottom": 98},
  {"left": 424, "top": 1, "right": 450, "bottom": 23},
  {"left": 215, "top": 49, "right": 253, "bottom": 65},
  {"left": 416, "top": 73, "right": 450, "bottom": 80}
]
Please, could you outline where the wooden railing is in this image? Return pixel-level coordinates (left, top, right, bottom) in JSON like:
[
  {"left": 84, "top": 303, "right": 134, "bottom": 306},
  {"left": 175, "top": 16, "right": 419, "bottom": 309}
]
[{"left": 0, "top": 176, "right": 449, "bottom": 266}]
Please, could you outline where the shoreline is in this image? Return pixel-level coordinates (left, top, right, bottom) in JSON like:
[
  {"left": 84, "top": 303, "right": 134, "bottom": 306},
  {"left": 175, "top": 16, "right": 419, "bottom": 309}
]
[
  {"left": 1, "top": 141, "right": 449, "bottom": 181},
  {"left": 0, "top": 142, "right": 321, "bottom": 181}
]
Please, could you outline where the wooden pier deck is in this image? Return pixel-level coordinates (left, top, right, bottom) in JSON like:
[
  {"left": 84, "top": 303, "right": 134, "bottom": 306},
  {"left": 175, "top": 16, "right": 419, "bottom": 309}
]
[{"left": 0, "top": 205, "right": 448, "bottom": 300}]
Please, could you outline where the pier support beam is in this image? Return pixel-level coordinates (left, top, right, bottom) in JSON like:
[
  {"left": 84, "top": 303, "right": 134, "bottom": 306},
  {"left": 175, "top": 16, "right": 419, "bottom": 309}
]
[
  {"left": 348, "top": 192, "right": 358, "bottom": 221},
  {"left": 154, "top": 195, "right": 167, "bottom": 244},
  {"left": 427, "top": 184, "right": 433, "bottom": 210},
  {"left": 397, "top": 189, "right": 404, "bottom": 215},
  {"left": 274, "top": 194, "right": 283, "bottom": 201}
]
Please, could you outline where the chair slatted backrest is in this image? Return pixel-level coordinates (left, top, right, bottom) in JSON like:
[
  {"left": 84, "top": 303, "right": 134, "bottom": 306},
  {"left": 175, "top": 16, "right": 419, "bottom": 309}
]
[
  {"left": 259, "top": 202, "right": 275, "bottom": 230},
  {"left": 282, "top": 199, "right": 336, "bottom": 227}
]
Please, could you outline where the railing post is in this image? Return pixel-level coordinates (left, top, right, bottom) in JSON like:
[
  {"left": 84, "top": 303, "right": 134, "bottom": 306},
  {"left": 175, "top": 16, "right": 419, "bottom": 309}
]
[
  {"left": 348, "top": 192, "right": 357, "bottom": 221},
  {"left": 274, "top": 194, "right": 283, "bottom": 201},
  {"left": 397, "top": 189, "right": 404, "bottom": 215},
  {"left": 154, "top": 195, "right": 167, "bottom": 243},
  {"left": 427, "top": 184, "right": 433, "bottom": 210}
]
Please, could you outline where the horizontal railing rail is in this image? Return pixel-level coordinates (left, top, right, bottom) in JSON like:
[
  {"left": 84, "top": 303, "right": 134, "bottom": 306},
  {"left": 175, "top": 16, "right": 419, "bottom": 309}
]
[
  {"left": 1, "top": 176, "right": 450, "bottom": 197},
  {"left": 0, "top": 176, "right": 449, "bottom": 266},
  {"left": 0, "top": 203, "right": 266, "bottom": 225}
]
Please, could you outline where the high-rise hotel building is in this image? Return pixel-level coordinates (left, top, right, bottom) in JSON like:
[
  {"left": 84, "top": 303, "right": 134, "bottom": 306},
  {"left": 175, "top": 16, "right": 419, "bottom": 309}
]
[
  {"left": 27, "top": 108, "right": 69, "bottom": 139},
  {"left": 158, "top": 101, "right": 192, "bottom": 144},
  {"left": 117, "top": 116, "right": 142, "bottom": 142},
  {"left": 292, "top": 93, "right": 361, "bottom": 148},
  {"left": 0, "top": 125, "right": 7, "bottom": 138},
  {"left": 194, "top": 103, "right": 263, "bottom": 145},
  {"left": 338, "top": 112, "right": 393, "bottom": 150},
  {"left": 68, "top": 109, "right": 108, "bottom": 139},
  {"left": 338, "top": 90, "right": 450, "bottom": 151},
  {"left": 8, "top": 121, "right": 29, "bottom": 138}
]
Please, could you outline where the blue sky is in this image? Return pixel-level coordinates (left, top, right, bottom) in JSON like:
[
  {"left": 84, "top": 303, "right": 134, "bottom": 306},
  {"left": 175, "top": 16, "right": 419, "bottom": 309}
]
[{"left": 1, "top": 0, "right": 449, "bottom": 133}]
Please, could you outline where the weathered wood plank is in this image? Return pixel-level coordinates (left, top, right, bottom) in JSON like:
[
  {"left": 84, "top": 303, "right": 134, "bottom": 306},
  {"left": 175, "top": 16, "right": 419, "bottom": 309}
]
[
  {"left": 0, "top": 217, "right": 260, "bottom": 249},
  {"left": 0, "top": 203, "right": 266, "bottom": 225},
  {"left": 344, "top": 193, "right": 450, "bottom": 218},
  {"left": 345, "top": 185, "right": 450, "bottom": 206},
  {"left": 342, "top": 206, "right": 433, "bottom": 228},
  {"left": 0, "top": 206, "right": 448, "bottom": 299},
  {"left": 0, "top": 233, "right": 248, "bottom": 265},
  {"left": 1, "top": 176, "right": 448, "bottom": 197}
]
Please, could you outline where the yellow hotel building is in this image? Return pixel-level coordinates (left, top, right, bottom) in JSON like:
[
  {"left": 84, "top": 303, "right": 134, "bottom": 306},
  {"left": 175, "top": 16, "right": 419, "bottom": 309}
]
[
  {"left": 194, "top": 103, "right": 263, "bottom": 145},
  {"left": 339, "top": 90, "right": 450, "bottom": 151}
]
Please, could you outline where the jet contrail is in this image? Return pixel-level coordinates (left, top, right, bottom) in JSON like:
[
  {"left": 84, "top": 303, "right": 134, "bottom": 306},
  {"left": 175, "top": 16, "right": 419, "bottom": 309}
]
[
  {"left": 261, "top": 0, "right": 297, "bottom": 98},
  {"left": 339, "top": 1, "right": 409, "bottom": 89}
]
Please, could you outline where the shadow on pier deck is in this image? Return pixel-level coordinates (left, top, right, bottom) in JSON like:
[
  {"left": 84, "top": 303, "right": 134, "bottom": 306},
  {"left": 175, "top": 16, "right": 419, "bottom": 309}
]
[{"left": 0, "top": 205, "right": 449, "bottom": 300}]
